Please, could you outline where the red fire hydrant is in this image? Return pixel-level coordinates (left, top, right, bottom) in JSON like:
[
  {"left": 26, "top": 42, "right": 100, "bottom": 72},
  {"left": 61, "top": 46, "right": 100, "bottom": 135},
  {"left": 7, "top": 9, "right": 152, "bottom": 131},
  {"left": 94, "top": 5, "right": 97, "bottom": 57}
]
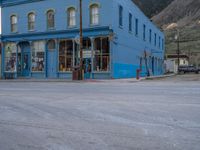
[{"left": 136, "top": 69, "right": 141, "bottom": 80}]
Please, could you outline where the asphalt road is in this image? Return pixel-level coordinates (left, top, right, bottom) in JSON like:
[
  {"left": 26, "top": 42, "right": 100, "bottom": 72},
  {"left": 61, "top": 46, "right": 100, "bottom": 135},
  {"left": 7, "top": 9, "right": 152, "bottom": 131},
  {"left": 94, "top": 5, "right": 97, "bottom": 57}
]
[{"left": 0, "top": 74, "right": 200, "bottom": 150}]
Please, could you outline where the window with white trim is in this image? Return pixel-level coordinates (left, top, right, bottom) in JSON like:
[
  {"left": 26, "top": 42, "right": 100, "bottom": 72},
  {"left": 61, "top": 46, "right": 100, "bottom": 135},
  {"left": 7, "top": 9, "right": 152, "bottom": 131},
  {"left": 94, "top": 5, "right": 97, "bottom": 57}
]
[
  {"left": 68, "top": 7, "right": 76, "bottom": 27},
  {"left": 28, "top": 12, "right": 35, "bottom": 31},
  {"left": 10, "top": 15, "right": 18, "bottom": 33},
  {"left": 90, "top": 4, "right": 99, "bottom": 25},
  {"left": 47, "top": 10, "right": 55, "bottom": 29}
]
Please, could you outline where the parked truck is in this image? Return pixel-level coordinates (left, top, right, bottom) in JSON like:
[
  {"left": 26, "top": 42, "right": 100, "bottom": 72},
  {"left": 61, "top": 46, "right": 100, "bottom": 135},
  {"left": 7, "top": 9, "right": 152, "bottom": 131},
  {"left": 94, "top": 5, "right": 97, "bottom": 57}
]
[{"left": 178, "top": 65, "right": 200, "bottom": 74}]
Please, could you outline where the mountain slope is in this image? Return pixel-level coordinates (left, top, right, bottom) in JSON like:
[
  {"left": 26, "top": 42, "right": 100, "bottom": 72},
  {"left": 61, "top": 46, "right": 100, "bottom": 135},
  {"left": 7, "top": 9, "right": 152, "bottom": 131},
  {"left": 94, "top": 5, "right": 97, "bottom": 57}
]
[
  {"left": 132, "top": 0, "right": 174, "bottom": 18},
  {"left": 151, "top": 0, "right": 200, "bottom": 66},
  {"left": 152, "top": 0, "right": 200, "bottom": 28}
]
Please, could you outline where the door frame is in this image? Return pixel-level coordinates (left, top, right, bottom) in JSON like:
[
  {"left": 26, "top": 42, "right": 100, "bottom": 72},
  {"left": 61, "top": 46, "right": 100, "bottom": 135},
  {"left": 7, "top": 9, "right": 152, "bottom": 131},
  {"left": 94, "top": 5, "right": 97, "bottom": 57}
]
[
  {"left": 46, "top": 39, "right": 57, "bottom": 78},
  {"left": 17, "top": 42, "right": 31, "bottom": 77},
  {"left": 83, "top": 58, "right": 92, "bottom": 79}
]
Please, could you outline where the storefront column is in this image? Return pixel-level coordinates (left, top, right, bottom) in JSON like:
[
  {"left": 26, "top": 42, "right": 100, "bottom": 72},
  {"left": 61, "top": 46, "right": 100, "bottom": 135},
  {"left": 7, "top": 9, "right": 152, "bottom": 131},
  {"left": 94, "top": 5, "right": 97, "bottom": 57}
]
[
  {"left": 45, "top": 40, "right": 48, "bottom": 78},
  {"left": 15, "top": 42, "right": 19, "bottom": 78},
  {"left": 72, "top": 39, "right": 75, "bottom": 68},
  {"left": 29, "top": 41, "right": 33, "bottom": 78},
  {"left": 56, "top": 39, "right": 60, "bottom": 77},
  {"left": 0, "top": 43, "right": 1, "bottom": 79},
  {"left": 1, "top": 43, "right": 4, "bottom": 79},
  {"left": 90, "top": 37, "right": 94, "bottom": 79}
]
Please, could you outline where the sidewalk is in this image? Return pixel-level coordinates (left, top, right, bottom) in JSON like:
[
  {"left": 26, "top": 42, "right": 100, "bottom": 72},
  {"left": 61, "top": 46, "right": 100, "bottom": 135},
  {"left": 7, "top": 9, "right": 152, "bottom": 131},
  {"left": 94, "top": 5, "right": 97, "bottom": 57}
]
[
  {"left": 146, "top": 74, "right": 176, "bottom": 80},
  {"left": 0, "top": 74, "right": 175, "bottom": 83}
]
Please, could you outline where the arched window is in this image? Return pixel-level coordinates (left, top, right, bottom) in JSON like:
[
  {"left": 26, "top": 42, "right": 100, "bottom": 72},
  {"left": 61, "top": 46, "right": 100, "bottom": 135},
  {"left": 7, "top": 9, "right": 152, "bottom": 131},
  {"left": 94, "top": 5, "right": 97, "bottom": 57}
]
[
  {"left": 90, "top": 4, "right": 99, "bottom": 25},
  {"left": 47, "top": 10, "right": 55, "bottom": 29},
  {"left": 28, "top": 12, "right": 35, "bottom": 31},
  {"left": 10, "top": 15, "right": 18, "bottom": 32},
  {"left": 47, "top": 40, "right": 56, "bottom": 50},
  {"left": 68, "top": 7, "right": 76, "bottom": 27}
]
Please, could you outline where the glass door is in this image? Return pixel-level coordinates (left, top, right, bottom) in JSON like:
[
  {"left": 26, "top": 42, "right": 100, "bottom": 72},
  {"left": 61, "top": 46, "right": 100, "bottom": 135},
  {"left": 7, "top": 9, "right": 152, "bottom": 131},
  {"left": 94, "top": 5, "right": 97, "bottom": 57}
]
[
  {"left": 83, "top": 58, "right": 91, "bottom": 79},
  {"left": 22, "top": 52, "right": 30, "bottom": 77}
]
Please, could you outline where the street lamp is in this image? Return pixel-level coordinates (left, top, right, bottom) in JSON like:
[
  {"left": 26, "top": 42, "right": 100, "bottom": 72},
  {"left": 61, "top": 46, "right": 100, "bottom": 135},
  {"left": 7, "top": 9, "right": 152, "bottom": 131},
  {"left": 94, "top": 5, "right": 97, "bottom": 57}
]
[{"left": 175, "top": 29, "right": 180, "bottom": 73}]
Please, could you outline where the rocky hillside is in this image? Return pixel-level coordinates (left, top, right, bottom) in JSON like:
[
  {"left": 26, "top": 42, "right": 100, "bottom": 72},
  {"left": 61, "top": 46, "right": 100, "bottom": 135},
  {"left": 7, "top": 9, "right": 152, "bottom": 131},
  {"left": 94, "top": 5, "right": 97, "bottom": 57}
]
[
  {"left": 132, "top": 0, "right": 174, "bottom": 18},
  {"left": 151, "top": 0, "right": 200, "bottom": 66},
  {"left": 152, "top": 0, "right": 200, "bottom": 29}
]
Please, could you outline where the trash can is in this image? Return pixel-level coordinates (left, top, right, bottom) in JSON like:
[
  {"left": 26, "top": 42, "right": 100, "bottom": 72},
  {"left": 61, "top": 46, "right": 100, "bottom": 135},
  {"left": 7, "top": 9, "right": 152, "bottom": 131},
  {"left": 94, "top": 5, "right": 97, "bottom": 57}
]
[{"left": 73, "top": 66, "right": 80, "bottom": 80}]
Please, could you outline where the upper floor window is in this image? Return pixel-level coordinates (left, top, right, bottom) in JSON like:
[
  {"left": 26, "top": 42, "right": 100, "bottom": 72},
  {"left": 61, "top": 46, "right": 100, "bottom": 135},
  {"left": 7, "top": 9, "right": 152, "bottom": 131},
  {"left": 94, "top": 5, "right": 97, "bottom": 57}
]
[
  {"left": 129, "top": 13, "right": 132, "bottom": 32},
  {"left": 159, "top": 36, "right": 161, "bottom": 48},
  {"left": 162, "top": 39, "right": 164, "bottom": 50},
  {"left": 135, "top": 18, "right": 138, "bottom": 36},
  {"left": 10, "top": 15, "right": 18, "bottom": 33},
  {"left": 90, "top": 4, "right": 99, "bottom": 25},
  {"left": 154, "top": 33, "right": 157, "bottom": 46},
  {"left": 143, "top": 24, "right": 146, "bottom": 41},
  {"left": 47, "top": 10, "right": 55, "bottom": 29},
  {"left": 28, "top": 12, "right": 35, "bottom": 31},
  {"left": 149, "top": 29, "right": 152, "bottom": 43},
  {"left": 119, "top": 5, "right": 123, "bottom": 27},
  {"left": 68, "top": 7, "right": 76, "bottom": 27}
]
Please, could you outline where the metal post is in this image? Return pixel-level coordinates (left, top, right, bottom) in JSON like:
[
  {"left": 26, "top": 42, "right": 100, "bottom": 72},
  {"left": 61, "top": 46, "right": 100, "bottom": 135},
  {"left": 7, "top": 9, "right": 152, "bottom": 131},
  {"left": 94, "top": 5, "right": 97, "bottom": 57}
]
[
  {"left": 177, "top": 30, "right": 180, "bottom": 73},
  {"left": 79, "top": 0, "right": 83, "bottom": 80},
  {"left": 90, "top": 37, "right": 94, "bottom": 79},
  {"left": 175, "top": 29, "right": 180, "bottom": 74}
]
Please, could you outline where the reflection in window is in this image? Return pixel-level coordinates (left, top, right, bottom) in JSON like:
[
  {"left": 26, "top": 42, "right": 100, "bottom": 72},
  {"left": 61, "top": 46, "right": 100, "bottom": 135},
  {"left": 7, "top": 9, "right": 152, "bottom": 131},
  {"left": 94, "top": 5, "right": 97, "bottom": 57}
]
[
  {"left": 68, "top": 7, "right": 76, "bottom": 27},
  {"left": 10, "top": 15, "right": 17, "bottom": 33},
  {"left": 90, "top": 4, "right": 99, "bottom": 25},
  {"left": 28, "top": 12, "right": 35, "bottom": 31},
  {"left": 59, "top": 40, "right": 73, "bottom": 72},
  {"left": 47, "top": 40, "right": 56, "bottom": 50},
  {"left": 31, "top": 41, "right": 45, "bottom": 72},
  {"left": 83, "top": 38, "right": 91, "bottom": 50},
  {"left": 5, "top": 43, "right": 17, "bottom": 72},
  {"left": 93, "top": 37, "right": 110, "bottom": 72},
  {"left": 47, "top": 10, "right": 55, "bottom": 29}
]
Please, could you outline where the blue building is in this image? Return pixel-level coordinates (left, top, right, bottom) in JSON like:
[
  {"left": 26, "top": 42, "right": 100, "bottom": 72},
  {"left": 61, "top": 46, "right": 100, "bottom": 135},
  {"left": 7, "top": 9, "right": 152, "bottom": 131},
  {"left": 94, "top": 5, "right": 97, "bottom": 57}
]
[{"left": 0, "top": 0, "right": 165, "bottom": 79}]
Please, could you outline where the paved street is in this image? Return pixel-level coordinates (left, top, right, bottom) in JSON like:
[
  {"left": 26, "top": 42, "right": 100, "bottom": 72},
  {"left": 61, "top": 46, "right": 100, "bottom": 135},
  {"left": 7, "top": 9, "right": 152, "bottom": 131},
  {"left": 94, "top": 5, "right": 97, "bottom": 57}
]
[{"left": 0, "top": 74, "right": 200, "bottom": 150}]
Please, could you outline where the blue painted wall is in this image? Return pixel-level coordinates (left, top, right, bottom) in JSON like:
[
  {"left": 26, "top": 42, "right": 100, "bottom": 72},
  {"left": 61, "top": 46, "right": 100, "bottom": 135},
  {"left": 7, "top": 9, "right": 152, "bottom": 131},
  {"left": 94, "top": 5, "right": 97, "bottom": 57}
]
[
  {"left": 1, "top": 0, "right": 165, "bottom": 79},
  {"left": 111, "top": 0, "right": 165, "bottom": 78},
  {"left": 1, "top": 0, "right": 113, "bottom": 35}
]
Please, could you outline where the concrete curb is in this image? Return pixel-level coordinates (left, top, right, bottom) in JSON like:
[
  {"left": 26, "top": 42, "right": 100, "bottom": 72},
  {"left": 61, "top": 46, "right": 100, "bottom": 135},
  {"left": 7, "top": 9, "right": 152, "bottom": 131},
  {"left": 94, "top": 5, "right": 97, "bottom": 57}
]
[
  {"left": 0, "top": 75, "right": 175, "bottom": 83},
  {"left": 145, "top": 74, "right": 176, "bottom": 80}
]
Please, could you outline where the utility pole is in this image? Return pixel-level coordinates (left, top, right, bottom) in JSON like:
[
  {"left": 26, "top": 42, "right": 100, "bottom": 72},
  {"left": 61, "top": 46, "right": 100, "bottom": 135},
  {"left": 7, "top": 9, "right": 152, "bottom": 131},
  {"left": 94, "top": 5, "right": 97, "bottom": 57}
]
[
  {"left": 175, "top": 29, "right": 180, "bottom": 73},
  {"left": 177, "top": 34, "right": 180, "bottom": 72},
  {"left": 79, "top": 0, "right": 83, "bottom": 80}
]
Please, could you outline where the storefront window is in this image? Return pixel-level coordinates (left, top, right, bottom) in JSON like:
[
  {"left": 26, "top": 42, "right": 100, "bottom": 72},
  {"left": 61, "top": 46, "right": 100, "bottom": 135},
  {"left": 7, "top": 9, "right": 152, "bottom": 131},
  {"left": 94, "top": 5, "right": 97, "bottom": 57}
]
[
  {"left": 31, "top": 41, "right": 45, "bottom": 72},
  {"left": 59, "top": 40, "right": 73, "bottom": 72},
  {"left": 93, "top": 37, "right": 110, "bottom": 72},
  {"left": 5, "top": 43, "right": 17, "bottom": 72}
]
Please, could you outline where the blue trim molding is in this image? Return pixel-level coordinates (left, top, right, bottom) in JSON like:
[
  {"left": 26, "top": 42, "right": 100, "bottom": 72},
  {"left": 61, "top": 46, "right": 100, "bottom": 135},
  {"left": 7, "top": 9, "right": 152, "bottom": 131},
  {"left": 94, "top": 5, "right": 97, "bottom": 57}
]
[
  {"left": 1, "top": 26, "right": 113, "bottom": 42},
  {"left": 1, "top": 0, "right": 46, "bottom": 7}
]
